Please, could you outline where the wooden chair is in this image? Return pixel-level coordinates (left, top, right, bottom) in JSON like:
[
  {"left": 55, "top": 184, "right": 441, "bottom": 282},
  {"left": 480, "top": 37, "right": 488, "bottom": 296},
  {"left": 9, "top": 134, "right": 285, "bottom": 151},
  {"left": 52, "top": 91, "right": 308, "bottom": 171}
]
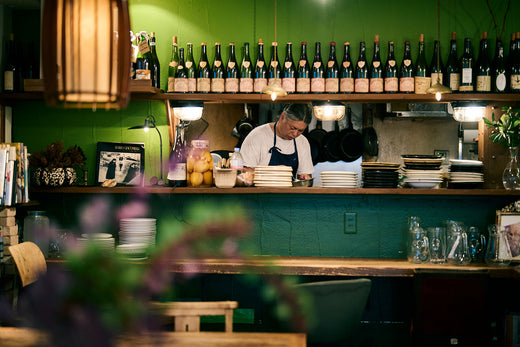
[
  {"left": 295, "top": 278, "right": 372, "bottom": 346},
  {"left": 150, "top": 301, "right": 238, "bottom": 332},
  {"left": 8, "top": 242, "right": 47, "bottom": 308}
]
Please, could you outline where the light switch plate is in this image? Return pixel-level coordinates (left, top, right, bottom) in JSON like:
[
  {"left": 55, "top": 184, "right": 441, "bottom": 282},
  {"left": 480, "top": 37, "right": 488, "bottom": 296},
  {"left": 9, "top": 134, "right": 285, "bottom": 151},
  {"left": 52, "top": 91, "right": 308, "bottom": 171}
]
[{"left": 344, "top": 212, "right": 357, "bottom": 234}]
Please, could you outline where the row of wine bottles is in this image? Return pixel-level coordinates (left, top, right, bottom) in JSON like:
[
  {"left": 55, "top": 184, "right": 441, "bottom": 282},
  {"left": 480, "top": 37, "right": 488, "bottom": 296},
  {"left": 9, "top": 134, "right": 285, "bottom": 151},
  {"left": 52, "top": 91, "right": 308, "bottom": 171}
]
[
  {"left": 3, "top": 33, "right": 39, "bottom": 92},
  {"left": 159, "top": 31, "right": 520, "bottom": 94}
]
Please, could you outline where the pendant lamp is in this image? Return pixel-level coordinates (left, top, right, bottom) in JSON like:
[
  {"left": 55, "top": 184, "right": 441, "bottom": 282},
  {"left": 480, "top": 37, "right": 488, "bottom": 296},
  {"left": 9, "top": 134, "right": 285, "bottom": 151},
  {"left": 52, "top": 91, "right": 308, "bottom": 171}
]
[
  {"left": 42, "top": 0, "right": 132, "bottom": 110},
  {"left": 427, "top": 0, "right": 452, "bottom": 101},
  {"left": 261, "top": 0, "right": 287, "bottom": 101}
]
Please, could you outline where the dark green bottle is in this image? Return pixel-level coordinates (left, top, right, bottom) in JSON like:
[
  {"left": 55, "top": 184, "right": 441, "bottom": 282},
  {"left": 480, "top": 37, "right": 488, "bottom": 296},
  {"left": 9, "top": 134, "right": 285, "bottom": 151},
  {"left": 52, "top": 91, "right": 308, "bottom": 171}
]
[
  {"left": 492, "top": 40, "right": 506, "bottom": 92},
  {"left": 369, "top": 35, "right": 383, "bottom": 93},
  {"left": 325, "top": 42, "right": 339, "bottom": 93},
  {"left": 355, "top": 41, "right": 368, "bottom": 93},
  {"left": 282, "top": 42, "right": 296, "bottom": 93},
  {"left": 225, "top": 43, "right": 239, "bottom": 93},
  {"left": 429, "top": 40, "right": 444, "bottom": 87},
  {"left": 414, "top": 34, "right": 430, "bottom": 94},
  {"left": 510, "top": 32, "right": 520, "bottom": 93},
  {"left": 296, "top": 42, "right": 310, "bottom": 93},
  {"left": 167, "top": 36, "right": 179, "bottom": 92},
  {"left": 267, "top": 41, "right": 281, "bottom": 86},
  {"left": 185, "top": 43, "right": 197, "bottom": 93},
  {"left": 384, "top": 41, "right": 398, "bottom": 93},
  {"left": 197, "top": 42, "right": 211, "bottom": 93},
  {"left": 149, "top": 32, "right": 160, "bottom": 89},
  {"left": 445, "top": 32, "right": 460, "bottom": 92},
  {"left": 399, "top": 41, "right": 414, "bottom": 93},
  {"left": 476, "top": 32, "right": 491, "bottom": 92},
  {"left": 211, "top": 42, "right": 225, "bottom": 93},
  {"left": 311, "top": 42, "right": 324, "bottom": 93},
  {"left": 253, "top": 39, "right": 267, "bottom": 93},
  {"left": 174, "top": 48, "right": 188, "bottom": 93},
  {"left": 339, "top": 42, "right": 354, "bottom": 93},
  {"left": 136, "top": 31, "right": 152, "bottom": 81},
  {"left": 459, "top": 38, "right": 474, "bottom": 92},
  {"left": 240, "top": 42, "right": 253, "bottom": 93}
]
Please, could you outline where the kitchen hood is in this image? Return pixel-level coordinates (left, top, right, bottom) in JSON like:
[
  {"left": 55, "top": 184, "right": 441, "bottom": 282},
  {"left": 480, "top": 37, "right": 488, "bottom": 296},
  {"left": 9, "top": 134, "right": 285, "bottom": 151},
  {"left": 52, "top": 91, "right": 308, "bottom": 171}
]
[{"left": 386, "top": 103, "right": 453, "bottom": 118}]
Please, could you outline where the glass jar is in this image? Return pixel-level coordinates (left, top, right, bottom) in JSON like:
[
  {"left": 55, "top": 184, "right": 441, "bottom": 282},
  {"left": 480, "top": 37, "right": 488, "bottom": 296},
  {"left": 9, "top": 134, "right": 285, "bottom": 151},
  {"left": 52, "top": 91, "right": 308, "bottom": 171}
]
[
  {"left": 187, "top": 139, "right": 213, "bottom": 187},
  {"left": 23, "top": 211, "right": 50, "bottom": 258},
  {"left": 485, "top": 224, "right": 512, "bottom": 267}
]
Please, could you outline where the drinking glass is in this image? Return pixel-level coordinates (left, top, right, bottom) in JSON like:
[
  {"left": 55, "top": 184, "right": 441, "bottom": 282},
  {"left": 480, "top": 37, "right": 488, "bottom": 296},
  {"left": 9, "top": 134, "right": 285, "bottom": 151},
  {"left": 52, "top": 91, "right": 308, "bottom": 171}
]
[
  {"left": 467, "top": 226, "right": 486, "bottom": 262},
  {"left": 428, "top": 226, "right": 446, "bottom": 264},
  {"left": 408, "top": 226, "right": 429, "bottom": 263},
  {"left": 446, "top": 221, "right": 471, "bottom": 265}
]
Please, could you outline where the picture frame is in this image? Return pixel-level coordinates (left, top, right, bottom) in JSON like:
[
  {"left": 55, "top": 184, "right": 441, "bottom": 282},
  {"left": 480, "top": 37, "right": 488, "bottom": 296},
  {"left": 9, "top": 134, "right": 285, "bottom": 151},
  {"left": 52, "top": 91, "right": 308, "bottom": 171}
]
[
  {"left": 95, "top": 142, "right": 145, "bottom": 186},
  {"left": 496, "top": 211, "right": 520, "bottom": 260}
]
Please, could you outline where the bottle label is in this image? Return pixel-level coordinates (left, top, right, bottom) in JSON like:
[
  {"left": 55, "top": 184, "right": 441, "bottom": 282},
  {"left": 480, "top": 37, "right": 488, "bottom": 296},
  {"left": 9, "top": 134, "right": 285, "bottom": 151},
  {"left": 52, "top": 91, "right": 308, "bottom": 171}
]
[
  {"left": 462, "top": 68, "right": 472, "bottom": 84},
  {"left": 138, "top": 40, "right": 150, "bottom": 55},
  {"left": 399, "top": 77, "right": 414, "bottom": 92},
  {"left": 254, "top": 78, "right": 267, "bottom": 93},
  {"left": 285, "top": 61, "right": 293, "bottom": 69},
  {"left": 372, "top": 61, "right": 381, "bottom": 68},
  {"left": 296, "top": 78, "right": 310, "bottom": 92},
  {"left": 167, "top": 76, "right": 175, "bottom": 92},
  {"left": 325, "top": 78, "right": 339, "bottom": 93},
  {"left": 242, "top": 61, "right": 251, "bottom": 69},
  {"left": 257, "top": 61, "right": 265, "bottom": 68},
  {"left": 511, "top": 75, "right": 520, "bottom": 90},
  {"left": 186, "top": 61, "right": 193, "bottom": 68},
  {"left": 340, "top": 77, "right": 354, "bottom": 93},
  {"left": 313, "top": 61, "right": 322, "bottom": 69},
  {"left": 225, "top": 78, "right": 239, "bottom": 93},
  {"left": 199, "top": 61, "right": 207, "bottom": 68},
  {"left": 357, "top": 61, "right": 365, "bottom": 68},
  {"left": 174, "top": 78, "right": 188, "bottom": 92},
  {"left": 384, "top": 77, "right": 398, "bottom": 92},
  {"left": 458, "top": 85, "right": 474, "bottom": 92},
  {"left": 4, "top": 71, "right": 14, "bottom": 91},
  {"left": 197, "top": 78, "right": 211, "bottom": 92},
  {"left": 369, "top": 78, "right": 383, "bottom": 93},
  {"left": 268, "top": 78, "right": 281, "bottom": 86},
  {"left": 449, "top": 73, "right": 460, "bottom": 91},
  {"left": 271, "top": 61, "right": 278, "bottom": 68},
  {"left": 214, "top": 60, "right": 222, "bottom": 68},
  {"left": 388, "top": 60, "right": 396, "bottom": 67},
  {"left": 299, "top": 60, "right": 307, "bottom": 67},
  {"left": 476, "top": 76, "right": 491, "bottom": 92},
  {"left": 403, "top": 59, "right": 411, "bottom": 67},
  {"left": 211, "top": 78, "right": 225, "bottom": 93},
  {"left": 188, "top": 78, "right": 197, "bottom": 92},
  {"left": 355, "top": 78, "right": 369, "bottom": 93},
  {"left": 240, "top": 78, "right": 254, "bottom": 93},
  {"left": 282, "top": 78, "right": 296, "bottom": 93},
  {"left": 167, "top": 163, "right": 187, "bottom": 181},
  {"left": 496, "top": 73, "right": 506, "bottom": 92},
  {"left": 342, "top": 61, "right": 351, "bottom": 68},
  {"left": 169, "top": 61, "right": 179, "bottom": 68},
  {"left": 135, "top": 69, "right": 151, "bottom": 80},
  {"left": 311, "top": 77, "right": 325, "bottom": 92},
  {"left": 414, "top": 76, "right": 430, "bottom": 94},
  {"left": 327, "top": 61, "right": 335, "bottom": 68},
  {"left": 431, "top": 72, "right": 443, "bottom": 85},
  {"left": 228, "top": 61, "right": 236, "bottom": 69}
]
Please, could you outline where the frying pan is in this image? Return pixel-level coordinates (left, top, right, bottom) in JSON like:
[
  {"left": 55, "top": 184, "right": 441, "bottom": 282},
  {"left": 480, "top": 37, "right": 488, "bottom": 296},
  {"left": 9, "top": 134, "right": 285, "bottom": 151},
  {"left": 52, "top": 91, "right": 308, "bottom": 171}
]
[
  {"left": 337, "top": 106, "right": 363, "bottom": 162},
  {"left": 362, "top": 108, "right": 379, "bottom": 157},
  {"left": 321, "top": 120, "right": 341, "bottom": 162},
  {"left": 305, "top": 120, "right": 327, "bottom": 164}
]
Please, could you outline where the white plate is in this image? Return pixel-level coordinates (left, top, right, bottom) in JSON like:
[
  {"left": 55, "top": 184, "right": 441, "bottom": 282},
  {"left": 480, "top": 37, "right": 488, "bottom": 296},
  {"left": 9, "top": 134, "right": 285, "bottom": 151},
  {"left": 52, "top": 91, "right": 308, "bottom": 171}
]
[
  {"left": 449, "top": 159, "right": 483, "bottom": 166},
  {"left": 255, "top": 165, "right": 293, "bottom": 171},
  {"left": 406, "top": 181, "right": 441, "bottom": 188},
  {"left": 321, "top": 171, "right": 357, "bottom": 175},
  {"left": 322, "top": 184, "right": 358, "bottom": 188},
  {"left": 449, "top": 178, "right": 484, "bottom": 183},
  {"left": 254, "top": 183, "right": 293, "bottom": 187}
]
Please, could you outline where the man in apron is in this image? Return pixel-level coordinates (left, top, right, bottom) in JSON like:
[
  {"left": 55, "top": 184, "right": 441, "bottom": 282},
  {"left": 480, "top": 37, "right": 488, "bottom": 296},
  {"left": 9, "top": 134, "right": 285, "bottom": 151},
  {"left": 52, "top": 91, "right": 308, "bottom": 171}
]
[{"left": 240, "top": 103, "right": 314, "bottom": 179}]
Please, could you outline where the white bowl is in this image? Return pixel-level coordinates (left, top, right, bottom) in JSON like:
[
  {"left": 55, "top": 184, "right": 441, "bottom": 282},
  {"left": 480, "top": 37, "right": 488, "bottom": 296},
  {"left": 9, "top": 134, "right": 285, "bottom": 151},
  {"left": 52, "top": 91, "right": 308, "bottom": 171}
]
[{"left": 214, "top": 168, "right": 237, "bottom": 188}]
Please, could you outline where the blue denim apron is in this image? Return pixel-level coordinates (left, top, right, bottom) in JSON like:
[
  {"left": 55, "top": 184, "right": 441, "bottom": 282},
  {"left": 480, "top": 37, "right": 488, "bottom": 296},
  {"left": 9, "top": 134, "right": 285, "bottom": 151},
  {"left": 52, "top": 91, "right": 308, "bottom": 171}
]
[{"left": 268, "top": 121, "right": 299, "bottom": 178}]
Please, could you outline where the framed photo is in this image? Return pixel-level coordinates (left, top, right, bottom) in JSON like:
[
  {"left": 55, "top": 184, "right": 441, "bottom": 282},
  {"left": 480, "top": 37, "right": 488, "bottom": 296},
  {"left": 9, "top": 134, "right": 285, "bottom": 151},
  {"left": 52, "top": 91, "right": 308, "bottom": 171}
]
[
  {"left": 496, "top": 211, "right": 520, "bottom": 260},
  {"left": 95, "top": 142, "right": 145, "bottom": 186}
]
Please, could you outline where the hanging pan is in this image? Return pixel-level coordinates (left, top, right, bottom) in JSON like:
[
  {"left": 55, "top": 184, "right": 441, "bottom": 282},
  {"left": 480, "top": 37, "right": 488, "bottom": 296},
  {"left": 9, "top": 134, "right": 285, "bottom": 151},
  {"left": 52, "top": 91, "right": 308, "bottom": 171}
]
[
  {"left": 337, "top": 106, "right": 363, "bottom": 162},
  {"left": 321, "top": 120, "right": 341, "bottom": 162},
  {"left": 305, "top": 119, "right": 327, "bottom": 164}
]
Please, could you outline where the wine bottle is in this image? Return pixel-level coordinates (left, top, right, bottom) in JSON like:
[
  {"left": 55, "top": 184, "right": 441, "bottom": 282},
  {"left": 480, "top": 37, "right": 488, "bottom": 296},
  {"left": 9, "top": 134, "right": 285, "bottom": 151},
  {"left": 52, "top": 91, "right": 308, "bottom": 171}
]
[
  {"left": 296, "top": 42, "right": 310, "bottom": 93},
  {"left": 510, "top": 32, "right": 520, "bottom": 93},
  {"left": 267, "top": 41, "right": 281, "bottom": 87},
  {"left": 506, "top": 32, "right": 516, "bottom": 85},
  {"left": 167, "top": 36, "right": 179, "bottom": 92},
  {"left": 149, "top": 32, "right": 160, "bottom": 89},
  {"left": 225, "top": 43, "right": 239, "bottom": 93},
  {"left": 3, "top": 33, "right": 21, "bottom": 92},
  {"left": 282, "top": 42, "right": 296, "bottom": 93},
  {"left": 445, "top": 32, "right": 460, "bottom": 92},
  {"left": 240, "top": 42, "right": 253, "bottom": 93},
  {"left": 211, "top": 42, "right": 225, "bottom": 93},
  {"left": 429, "top": 40, "right": 444, "bottom": 87},
  {"left": 355, "top": 41, "right": 369, "bottom": 93},
  {"left": 311, "top": 42, "right": 325, "bottom": 93},
  {"left": 414, "top": 34, "right": 430, "bottom": 94},
  {"left": 399, "top": 41, "right": 414, "bottom": 93},
  {"left": 476, "top": 32, "right": 491, "bottom": 92},
  {"left": 253, "top": 39, "right": 267, "bottom": 93},
  {"left": 492, "top": 39, "right": 506, "bottom": 92},
  {"left": 325, "top": 42, "right": 339, "bottom": 93},
  {"left": 369, "top": 35, "right": 383, "bottom": 93},
  {"left": 135, "top": 31, "right": 152, "bottom": 80},
  {"left": 174, "top": 48, "right": 188, "bottom": 93},
  {"left": 197, "top": 42, "right": 211, "bottom": 93},
  {"left": 339, "top": 42, "right": 354, "bottom": 93},
  {"left": 384, "top": 41, "right": 398, "bottom": 93},
  {"left": 167, "top": 125, "right": 187, "bottom": 187},
  {"left": 459, "top": 37, "right": 474, "bottom": 92},
  {"left": 185, "top": 43, "right": 197, "bottom": 93}
]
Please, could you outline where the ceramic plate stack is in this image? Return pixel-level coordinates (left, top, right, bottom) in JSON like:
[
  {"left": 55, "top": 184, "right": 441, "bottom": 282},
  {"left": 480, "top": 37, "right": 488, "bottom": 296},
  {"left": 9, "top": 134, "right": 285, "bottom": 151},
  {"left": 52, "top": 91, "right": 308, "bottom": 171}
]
[
  {"left": 401, "top": 155, "right": 444, "bottom": 188},
  {"left": 77, "top": 233, "right": 115, "bottom": 252},
  {"left": 254, "top": 165, "right": 293, "bottom": 187},
  {"left": 118, "top": 218, "right": 157, "bottom": 260},
  {"left": 361, "top": 162, "right": 400, "bottom": 188},
  {"left": 320, "top": 171, "right": 359, "bottom": 188},
  {"left": 449, "top": 159, "right": 484, "bottom": 188}
]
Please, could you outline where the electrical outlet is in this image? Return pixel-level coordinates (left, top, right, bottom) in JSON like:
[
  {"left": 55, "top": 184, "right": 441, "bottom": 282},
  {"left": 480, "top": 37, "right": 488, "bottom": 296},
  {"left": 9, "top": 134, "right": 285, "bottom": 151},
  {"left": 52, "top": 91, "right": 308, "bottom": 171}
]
[{"left": 344, "top": 212, "right": 357, "bottom": 234}]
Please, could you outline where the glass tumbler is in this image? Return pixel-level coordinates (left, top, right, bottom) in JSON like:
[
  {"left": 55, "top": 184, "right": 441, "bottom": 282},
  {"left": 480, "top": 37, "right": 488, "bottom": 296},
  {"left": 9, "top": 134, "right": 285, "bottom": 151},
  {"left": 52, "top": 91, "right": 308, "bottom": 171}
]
[
  {"left": 485, "top": 224, "right": 512, "bottom": 267},
  {"left": 408, "top": 227, "right": 429, "bottom": 263},
  {"left": 428, "top": 226, "right": 446, "bottom": 264}
]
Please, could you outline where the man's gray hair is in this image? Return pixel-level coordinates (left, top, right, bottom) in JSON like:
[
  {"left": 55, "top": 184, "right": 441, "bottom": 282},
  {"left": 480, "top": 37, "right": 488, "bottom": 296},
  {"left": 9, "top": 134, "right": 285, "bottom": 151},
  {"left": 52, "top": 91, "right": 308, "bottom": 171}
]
[{"left": 282, "top": 103, "right": 314, "bottom": 124}]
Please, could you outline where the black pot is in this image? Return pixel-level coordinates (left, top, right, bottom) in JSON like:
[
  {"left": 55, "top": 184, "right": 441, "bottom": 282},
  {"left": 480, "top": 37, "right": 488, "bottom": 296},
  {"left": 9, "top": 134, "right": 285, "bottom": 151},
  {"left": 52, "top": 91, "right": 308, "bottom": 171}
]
[
  {"left": 337, "top": 107, "right": 363, "bottom": 162},
  {"left": 321, "top": 120, "right": 341, "bottom": 162},
  {"left": 305, "top": 120, "right": 327, "bottom": 165}
]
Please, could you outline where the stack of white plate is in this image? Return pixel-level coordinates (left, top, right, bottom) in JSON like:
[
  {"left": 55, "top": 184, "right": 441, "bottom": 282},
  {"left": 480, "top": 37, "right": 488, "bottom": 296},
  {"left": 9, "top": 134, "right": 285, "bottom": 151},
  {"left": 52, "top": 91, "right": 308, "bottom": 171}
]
[
  {"left": 403, "top": 169, "right": 443, "bottom": 189},
  {"left": 449, "top": 159, "right": 484, "bottom": 188},
  {"left": 119, "top": 218, "right": 157, "bottom": 250},
  {"left": 320, "top": 171, "right": 359, "bottom": 188},
  {"left": 77, "top": 233, "right": 115, "bottom": 251},
  {"left": 254, "top": 165, "right": 293, "bottom": 187}
]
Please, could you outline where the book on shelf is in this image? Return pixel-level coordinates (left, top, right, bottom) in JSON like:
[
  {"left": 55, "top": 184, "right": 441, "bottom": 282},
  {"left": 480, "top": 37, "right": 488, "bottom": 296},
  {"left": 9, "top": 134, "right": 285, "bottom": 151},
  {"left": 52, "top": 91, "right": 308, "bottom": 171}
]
[{"left": 0, "top": 143, "right": 29, "bottom": 206}]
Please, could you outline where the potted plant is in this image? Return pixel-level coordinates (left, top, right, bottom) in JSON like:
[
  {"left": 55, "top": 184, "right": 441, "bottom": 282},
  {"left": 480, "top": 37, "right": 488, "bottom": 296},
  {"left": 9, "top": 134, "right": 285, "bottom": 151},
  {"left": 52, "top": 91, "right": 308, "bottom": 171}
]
[
  {"left": 30, "top": 141, "right": 86, "bottom": 187},
  {"left": 483, "top": 106, "right": 520, "bottom": 190}
]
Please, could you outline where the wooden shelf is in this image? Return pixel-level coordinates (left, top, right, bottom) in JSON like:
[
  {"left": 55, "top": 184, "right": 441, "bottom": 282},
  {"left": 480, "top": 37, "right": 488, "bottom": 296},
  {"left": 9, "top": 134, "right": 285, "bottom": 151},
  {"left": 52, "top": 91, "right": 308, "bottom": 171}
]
[{"left": 30, "top": 185, "right": 520, "bottom": 196}]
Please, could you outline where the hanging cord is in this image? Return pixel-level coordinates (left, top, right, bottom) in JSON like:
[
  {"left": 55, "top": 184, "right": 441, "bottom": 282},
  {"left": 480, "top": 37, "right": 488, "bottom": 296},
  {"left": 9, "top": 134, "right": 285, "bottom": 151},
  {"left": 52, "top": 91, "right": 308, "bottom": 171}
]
[
  {"left": 486, "top": 0, "right": 511, "bottom": 41},
  {"left": 274, "top": 0, "right": 277, "bottom": 42}
]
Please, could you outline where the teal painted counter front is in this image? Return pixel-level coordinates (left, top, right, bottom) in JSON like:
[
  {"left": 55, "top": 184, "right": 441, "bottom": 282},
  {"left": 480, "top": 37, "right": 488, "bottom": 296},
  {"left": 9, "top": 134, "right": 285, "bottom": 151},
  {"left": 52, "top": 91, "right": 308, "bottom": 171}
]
[{"left": 29, "top": 191, "right": 516, "bottom": 259}]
